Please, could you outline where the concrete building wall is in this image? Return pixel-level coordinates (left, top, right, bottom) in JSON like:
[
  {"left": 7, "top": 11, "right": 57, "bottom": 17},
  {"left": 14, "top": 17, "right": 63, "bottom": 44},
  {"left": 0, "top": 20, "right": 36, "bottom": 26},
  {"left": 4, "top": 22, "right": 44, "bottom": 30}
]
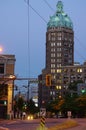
[{"left": 0, "top": 54, "right": 16, "bottom": 119}]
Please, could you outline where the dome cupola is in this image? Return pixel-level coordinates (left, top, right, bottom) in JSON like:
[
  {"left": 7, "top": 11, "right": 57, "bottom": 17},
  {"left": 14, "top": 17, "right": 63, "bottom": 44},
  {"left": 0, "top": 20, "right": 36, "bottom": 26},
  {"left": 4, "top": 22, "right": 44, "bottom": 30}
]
[{"left": 47, "top": 1, "right": 73, "bottom": 29}]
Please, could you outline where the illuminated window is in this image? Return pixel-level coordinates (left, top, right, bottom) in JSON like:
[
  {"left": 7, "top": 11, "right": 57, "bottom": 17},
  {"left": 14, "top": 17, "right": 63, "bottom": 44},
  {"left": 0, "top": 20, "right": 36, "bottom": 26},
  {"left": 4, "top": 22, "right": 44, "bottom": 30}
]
[
  {"left": 57, "top": 42, "right": 61, "bottom": 46},
  {"left": 56, "top": 85, "right": 62, "bottom": 89},
  {"left": 51, "top": 69, "right": 55, "bottom": 73},
  {"left": 51, "top": 64, "right": 55, "bottom": 68},
  {"left": 57, "top": 69, "right": 61, "bottom": 73},
  {"left": 77, "top": 68, "right": 82, "bottom": 73},
  {"left": 51, "top": 42, "right": 55, "bottom": 47}
]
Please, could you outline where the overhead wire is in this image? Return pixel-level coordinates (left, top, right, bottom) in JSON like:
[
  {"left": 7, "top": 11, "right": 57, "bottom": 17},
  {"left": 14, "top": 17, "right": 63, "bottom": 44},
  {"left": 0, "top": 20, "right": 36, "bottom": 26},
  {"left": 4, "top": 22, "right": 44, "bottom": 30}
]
[
  {"left": 74, "top": 36, "right": 86, "bottom": 61},
  {"left": 24, "top": 0, "right": 31, "bottom": 101},
  {"left": 75, "top": 36, "right": 86, "bottom": 51},
  {"left": 43, "top": 0, "right": 55, "bottom": 11},
  {"left": 24, "top": 0, "right": 31, "bottom": 78},
  {"left": 29, "top": 4, "right": 47, "bottom": 23},
  {"left": 74, "top": 48, "right": 86, "bottom": 61}
]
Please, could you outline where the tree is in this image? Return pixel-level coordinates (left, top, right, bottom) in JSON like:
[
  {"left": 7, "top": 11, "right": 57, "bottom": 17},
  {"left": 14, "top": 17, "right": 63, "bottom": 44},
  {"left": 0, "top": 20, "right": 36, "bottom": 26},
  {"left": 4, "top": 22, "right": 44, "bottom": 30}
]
[
  {"left": 16, "top": 96, "right": 24, "bottom": 112},
  {"left": 68, "top": 80, "right": 83, "bottom": 91},
  {"left": 27, "top": 99, "right": 39, "bottom": 114},
  {"left": 75, "top": 94, "right": 86, "bottom": 117}
]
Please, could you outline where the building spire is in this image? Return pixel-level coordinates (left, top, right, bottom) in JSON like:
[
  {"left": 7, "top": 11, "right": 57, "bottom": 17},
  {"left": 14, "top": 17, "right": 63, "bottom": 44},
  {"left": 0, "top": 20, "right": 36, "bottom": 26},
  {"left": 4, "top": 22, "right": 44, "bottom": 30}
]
[{"left": 56, "top": 1, "right": 63, "bottom": 13}]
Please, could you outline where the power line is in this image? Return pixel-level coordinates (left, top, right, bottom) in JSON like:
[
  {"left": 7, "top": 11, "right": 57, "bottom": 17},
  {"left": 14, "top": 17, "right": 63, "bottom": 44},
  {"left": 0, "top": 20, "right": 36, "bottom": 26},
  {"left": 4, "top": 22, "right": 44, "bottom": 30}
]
[
  {"left": 75, "top": 36, "right": 86, "bottom": 51},
  {"left": 29, "top": 4, "right": 47, "bottom": 23},
  {"left": 25, "top": 0, "right": 47, "bottom": 23},
  {"left": 74, "top": 36, "right": 86, "bottom": 61},
  {"left": 25, "top": 0, "right": 30, "bottom": 78},
  {"left": 43, "top": 0, "right": 54, "bottom": 11},
  {"left": 25, "top": 0, "right": 30, "bottom": 101},
  {"left": 74, "top": 48, "right": 86, "bottom": 61}
]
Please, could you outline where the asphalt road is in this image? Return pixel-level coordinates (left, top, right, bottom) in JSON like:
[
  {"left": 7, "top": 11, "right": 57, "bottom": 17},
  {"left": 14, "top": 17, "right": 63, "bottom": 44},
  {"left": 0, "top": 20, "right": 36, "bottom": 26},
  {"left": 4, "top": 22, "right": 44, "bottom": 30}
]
[
  {"left": 67, "top": 118, "right": 86, "bottom": 130},
  {"left": 0, "top": 118, "right": 62, "bottom": 130},
  {"left": 0, "top": 118, "right": 86, "bottom": 130}
]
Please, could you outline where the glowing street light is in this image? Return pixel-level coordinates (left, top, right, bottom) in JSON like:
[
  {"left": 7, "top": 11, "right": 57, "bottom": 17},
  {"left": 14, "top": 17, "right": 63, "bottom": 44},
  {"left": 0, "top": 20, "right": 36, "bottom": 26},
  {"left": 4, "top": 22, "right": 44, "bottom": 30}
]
[{"left": 0, "top": 47, "right": 3, "bottom": 53}]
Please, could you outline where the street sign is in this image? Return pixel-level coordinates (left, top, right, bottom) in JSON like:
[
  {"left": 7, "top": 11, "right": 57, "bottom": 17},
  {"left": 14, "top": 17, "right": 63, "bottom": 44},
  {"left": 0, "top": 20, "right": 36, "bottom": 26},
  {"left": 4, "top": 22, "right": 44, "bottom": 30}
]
[{"left": 40, "top": 108, "right": 46, "bottom": 117}]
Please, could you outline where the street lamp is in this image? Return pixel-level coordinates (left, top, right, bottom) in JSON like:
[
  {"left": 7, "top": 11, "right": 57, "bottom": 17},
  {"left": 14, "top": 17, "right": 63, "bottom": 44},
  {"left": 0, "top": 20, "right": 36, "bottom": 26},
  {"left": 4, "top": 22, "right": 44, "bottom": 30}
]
[{"left": 0, "top": 47, "right": 3, "bottom": 53}]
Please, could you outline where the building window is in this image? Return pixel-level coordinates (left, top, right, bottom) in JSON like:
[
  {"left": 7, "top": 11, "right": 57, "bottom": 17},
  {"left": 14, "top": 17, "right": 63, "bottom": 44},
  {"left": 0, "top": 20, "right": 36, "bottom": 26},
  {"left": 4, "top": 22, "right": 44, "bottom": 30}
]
[
  {"left": 57, "top": 64, "right": 61, "bottom": 67},
  {"left": 51, "top": 42, "right": 55, "bottom": 47},
  {"left": 57, "top": 69, "right": 61, "bottom": 73},
  {"left": 77, "top": 68, "right": 82, "bottom": 73},
  {"left": 57, "top": 42, "right": 61, "bottom": 46},
  {"left": 0, "top": 63, "right": 4, "bottom": 74},
  {"left": 56, "top": 85, "right": 62, "bottom": 89},
  {"left": 57, "top": 53, "right": 61, "bottom": 57},
  {"left": 57, "top": 59, "right": 61, "bottom": 62},
  {"left": 57, "top": 48, "right": 61, "bottom": 51},
  {"left": 52, "top": 37, "right": 55, "bottom": 41},
  {"left": 51, "top": 69, "right": 55, "bottom": 73},
  {"left": 51, "top": 33, "right": 55, "bottom": 36},
  {"left": 51, "top": 64, "right": 55, "bottom": 68},
  {"left": 51, "top": 53, "right": 55, "bottom": 57},
  {"left": 58, "top": 37, "right": 61, "bottom": 40},
  {"left": 50, "top": 91, "right": 55, "bottom": 96},
  {"left": 51, "top": 48, "right": 55, "bottom": 52},
  {"left": 58, "top": 33, "right": 62, "bottom": 37},
  {"left": 51, "top": 59, "right": 55, "bottom": 63}
]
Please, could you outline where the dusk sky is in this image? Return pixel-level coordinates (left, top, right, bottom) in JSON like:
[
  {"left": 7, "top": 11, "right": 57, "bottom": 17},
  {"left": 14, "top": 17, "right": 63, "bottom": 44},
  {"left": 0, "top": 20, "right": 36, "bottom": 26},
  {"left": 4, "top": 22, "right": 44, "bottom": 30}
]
[{"left": 0, "top": 0, "right": 86, "bottom": 80}]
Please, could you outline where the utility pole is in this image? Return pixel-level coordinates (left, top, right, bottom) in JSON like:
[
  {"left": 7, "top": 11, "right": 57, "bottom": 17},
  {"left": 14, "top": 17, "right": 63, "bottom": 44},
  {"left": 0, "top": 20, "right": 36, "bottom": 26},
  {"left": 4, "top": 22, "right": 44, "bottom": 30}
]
[
  {"left": 27, "top": 80, "right": 30, "bottom": 101},
  {"left": 24, "top": 0, "right": 30, "bottom": 101}
]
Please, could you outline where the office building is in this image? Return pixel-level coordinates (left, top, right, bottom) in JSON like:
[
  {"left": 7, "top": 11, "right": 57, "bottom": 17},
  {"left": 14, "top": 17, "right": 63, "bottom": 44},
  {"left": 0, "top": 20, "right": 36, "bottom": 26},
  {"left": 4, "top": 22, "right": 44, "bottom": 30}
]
[{"left": 38, "top": 1, "right": 86, "bottom": 108}]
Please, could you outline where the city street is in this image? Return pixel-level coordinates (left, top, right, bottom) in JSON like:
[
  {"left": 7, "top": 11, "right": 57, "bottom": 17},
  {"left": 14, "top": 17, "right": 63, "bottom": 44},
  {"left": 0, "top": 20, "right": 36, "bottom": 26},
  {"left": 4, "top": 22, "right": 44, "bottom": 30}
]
[
  {"left": 0, "top": 118, "right": 62, "bottom": 130},
  {"left": 0, "top": 118, "right": 86, "bottom": 130},
  {"left": 67, "top": 118, "right": 86, "bottom": 130}
]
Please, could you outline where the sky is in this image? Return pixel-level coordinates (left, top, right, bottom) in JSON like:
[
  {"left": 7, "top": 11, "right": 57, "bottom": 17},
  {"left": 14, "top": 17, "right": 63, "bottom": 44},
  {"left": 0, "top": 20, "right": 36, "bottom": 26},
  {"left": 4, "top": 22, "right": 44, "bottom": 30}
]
[{"left": 0, "top": 0, "right": 86, "bottom": 81}]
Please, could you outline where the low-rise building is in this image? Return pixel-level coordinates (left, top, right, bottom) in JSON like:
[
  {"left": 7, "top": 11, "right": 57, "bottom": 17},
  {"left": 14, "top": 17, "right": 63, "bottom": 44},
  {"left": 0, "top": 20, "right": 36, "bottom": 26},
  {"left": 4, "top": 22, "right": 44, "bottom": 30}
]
[{"left": 0, "top": 54, "right": 16, "bottom": 119}]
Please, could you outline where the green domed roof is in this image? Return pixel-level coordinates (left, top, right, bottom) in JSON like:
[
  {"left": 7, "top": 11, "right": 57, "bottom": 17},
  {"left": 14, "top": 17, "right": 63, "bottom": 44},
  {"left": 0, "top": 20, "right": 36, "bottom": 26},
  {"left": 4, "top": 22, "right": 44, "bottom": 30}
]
[{"left": 47, "top": 1, "right": 73, "bottom": 29}]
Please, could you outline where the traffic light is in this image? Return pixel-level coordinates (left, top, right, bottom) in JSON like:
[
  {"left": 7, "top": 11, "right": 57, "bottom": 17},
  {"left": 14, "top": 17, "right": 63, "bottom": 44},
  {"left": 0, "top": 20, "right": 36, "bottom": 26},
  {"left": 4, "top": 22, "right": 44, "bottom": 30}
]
[
  {"left": 81, "top": 87, "right": 85, "bottom": 93},
  {"left": 46, "top": 74, "right": 51, "bottom": 86}
]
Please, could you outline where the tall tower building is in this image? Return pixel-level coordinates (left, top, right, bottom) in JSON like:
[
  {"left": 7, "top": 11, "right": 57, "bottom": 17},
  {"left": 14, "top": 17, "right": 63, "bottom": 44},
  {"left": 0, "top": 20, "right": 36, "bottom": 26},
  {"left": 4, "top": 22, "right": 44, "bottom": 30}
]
[
  {"left": 46, "top": 1, "right": 74, "bottom": 71},
  {"left": 38, "top": 1, "right": 74, "bottom": 107}
]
